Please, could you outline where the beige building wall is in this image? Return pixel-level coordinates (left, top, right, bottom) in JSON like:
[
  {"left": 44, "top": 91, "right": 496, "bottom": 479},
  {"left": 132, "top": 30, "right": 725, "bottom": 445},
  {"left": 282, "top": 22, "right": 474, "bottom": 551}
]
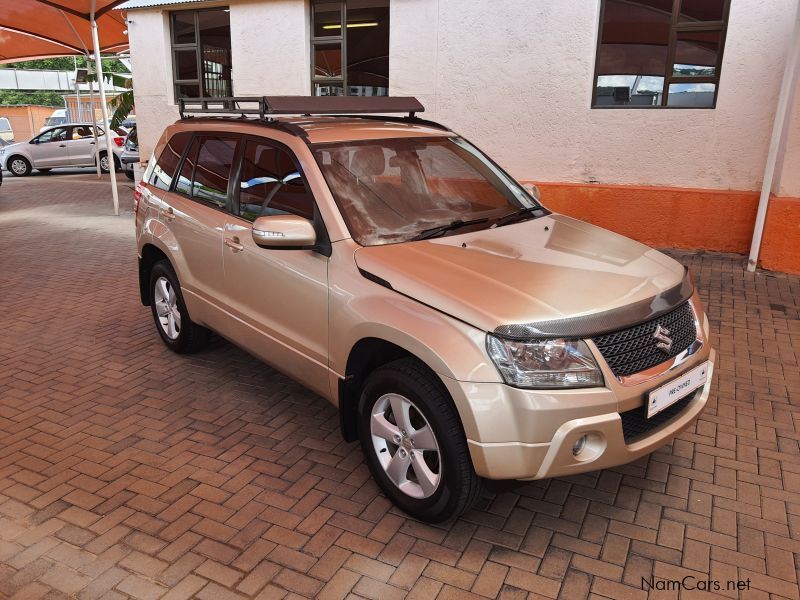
[{"left": 128, "top": 0, "right": 799, "bottom": 195}]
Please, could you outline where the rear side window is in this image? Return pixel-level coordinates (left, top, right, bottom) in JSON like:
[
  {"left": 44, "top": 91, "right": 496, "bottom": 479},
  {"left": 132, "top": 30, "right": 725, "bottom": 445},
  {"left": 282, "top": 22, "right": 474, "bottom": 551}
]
[
  {"left": 173, "top": 135, "right": 238, "bottom": 208},
  {"left": 238, "top": 139, "right": 315, "bottom": 222},
  {"left": 149, "top": 132, "right": 191, "bottom": 191}
]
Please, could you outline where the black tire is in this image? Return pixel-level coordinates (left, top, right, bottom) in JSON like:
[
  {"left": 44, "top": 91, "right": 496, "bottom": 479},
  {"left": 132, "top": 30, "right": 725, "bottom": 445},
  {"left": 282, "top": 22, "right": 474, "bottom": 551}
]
[
  {"left": 124, "top": 169, "right": 135, "bottom": 180},
  {"left": 149, "top": 260, "right": 210, "bottom": 354},
  {"left": 358, "top": 358, "right": 483, "bottom": 523},
  {"left": 99, "top": 153, "right": 120, "bottom": 174},
  {"left": 7, "top": 156, "right": 31, "bottom": 177}
]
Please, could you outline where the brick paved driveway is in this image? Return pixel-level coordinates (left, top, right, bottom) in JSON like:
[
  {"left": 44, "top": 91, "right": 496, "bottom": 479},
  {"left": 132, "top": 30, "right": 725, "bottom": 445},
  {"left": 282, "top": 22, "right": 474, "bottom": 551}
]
[{"left": 0, "top": 174, "right": 798, "bottom": 600}]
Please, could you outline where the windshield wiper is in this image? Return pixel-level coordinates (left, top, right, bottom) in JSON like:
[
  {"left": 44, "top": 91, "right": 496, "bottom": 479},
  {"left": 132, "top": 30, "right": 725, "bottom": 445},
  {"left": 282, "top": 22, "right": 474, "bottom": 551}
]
[
  {"left": 411, "top": 217, "right": 489, "bottom": 241},
  {"left": 492, "top": 206, "right": 544, "bottom": 228}
]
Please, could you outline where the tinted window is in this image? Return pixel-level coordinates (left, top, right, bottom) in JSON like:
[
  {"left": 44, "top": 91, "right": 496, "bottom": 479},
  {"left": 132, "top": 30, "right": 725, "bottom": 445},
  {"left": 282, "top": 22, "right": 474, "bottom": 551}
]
[
  {"left": 148, "top": 132, "right": 191, "bottom": 191},
  {"left": 311, "top": 0, "right": 389, "bottom": 97},
  {"left": 174, "top": 137, "right": 198, "bottom": 196},
  {"left": 189, "top": 135, "right": 238, "bottom": 208},
  {"left": 238, "top": 140, "right": 315, "bottom": 221},
  {"left": 593, "top": 0, "right": 728, "bottom": 108},
  {"left": 170, "top": 8, "right": 233, "bottom": 100}
]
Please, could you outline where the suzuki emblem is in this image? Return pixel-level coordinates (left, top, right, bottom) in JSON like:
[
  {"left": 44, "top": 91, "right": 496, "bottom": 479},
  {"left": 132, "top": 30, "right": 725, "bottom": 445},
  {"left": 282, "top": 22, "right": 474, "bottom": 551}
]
[{"left": 653, "top": 324, "right": 673, "bottom": 353}]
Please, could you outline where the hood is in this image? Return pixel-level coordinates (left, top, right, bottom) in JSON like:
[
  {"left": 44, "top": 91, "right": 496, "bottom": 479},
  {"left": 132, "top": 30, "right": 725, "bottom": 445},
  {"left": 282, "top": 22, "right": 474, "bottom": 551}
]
[{"left": 353, "top": 214, "right": 687, "bottom": 335}]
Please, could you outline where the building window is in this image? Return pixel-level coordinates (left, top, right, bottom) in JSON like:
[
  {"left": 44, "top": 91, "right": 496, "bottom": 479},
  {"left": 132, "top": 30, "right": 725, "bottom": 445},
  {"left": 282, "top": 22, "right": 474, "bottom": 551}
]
[
  {"left": 171, "top": 8, "right": 233, "bottom": 100},
  {"left": 593, "top": 0, "right": 730, "bottom": 108},
  {"left": 311, "top": 0, "right": 390, "bottom": 96}
]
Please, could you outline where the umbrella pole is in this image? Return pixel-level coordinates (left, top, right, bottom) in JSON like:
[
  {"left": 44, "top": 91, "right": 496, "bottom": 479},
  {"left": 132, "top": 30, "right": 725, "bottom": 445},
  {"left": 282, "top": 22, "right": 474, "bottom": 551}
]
[
  {"left": 88, "top": 56, "right": 101, "bottom": 179},
  {"left": 91, "top": 8, "right": 120, "bottom": 216}
]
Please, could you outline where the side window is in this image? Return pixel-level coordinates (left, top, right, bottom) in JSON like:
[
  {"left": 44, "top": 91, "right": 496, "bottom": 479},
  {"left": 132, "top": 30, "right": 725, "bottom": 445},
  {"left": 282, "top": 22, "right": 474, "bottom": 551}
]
[
  {"left": 189, "top": 136, "right": 238, "bottom": 208},
  {"left": 238, "top": 139, "right": 315, "bottom": 222},
  {"left": 72, "top": 126, "right": 93, "bottom": 139},
  {"left": 148, "top": 132, "right": 192, "bottom": 191},
  {"left": 38, "top": 127, "right": 68, "bottom": 143},
  {"left": 174, "top": 137, "right": 198, "bottom": 196}
]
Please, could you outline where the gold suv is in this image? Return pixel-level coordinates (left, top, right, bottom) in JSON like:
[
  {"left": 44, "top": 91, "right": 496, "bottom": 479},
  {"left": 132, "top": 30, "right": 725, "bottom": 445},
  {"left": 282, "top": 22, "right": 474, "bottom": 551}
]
[{"left": 135, "top": 96, "right": 715, "bottom": 522}]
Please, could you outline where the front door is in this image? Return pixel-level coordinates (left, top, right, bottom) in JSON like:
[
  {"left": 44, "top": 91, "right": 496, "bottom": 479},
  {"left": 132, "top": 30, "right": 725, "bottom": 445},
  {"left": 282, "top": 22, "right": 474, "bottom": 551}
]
[
  {"left": 222, "top": 136, "right": 330, "bottom": 397},
  {"left": 30, "top": 127, "right": 70, "bottom": 168}
]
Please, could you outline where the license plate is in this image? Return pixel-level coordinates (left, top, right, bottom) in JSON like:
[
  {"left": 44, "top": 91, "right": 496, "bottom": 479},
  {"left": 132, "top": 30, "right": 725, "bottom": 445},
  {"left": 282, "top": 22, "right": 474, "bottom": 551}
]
[{"left": 647, "top": 361, "right": 708, "bottom": 418}]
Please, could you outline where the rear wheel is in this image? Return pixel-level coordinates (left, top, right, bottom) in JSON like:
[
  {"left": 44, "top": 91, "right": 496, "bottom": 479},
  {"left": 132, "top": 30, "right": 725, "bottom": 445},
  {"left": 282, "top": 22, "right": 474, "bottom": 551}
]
[
  {"left": 358, "top": 358, "right": 483, "bottom": 522},
  {"left": 149, "top": 260, "right": 210, "bottom": 353},
  {"left": 99, "top": 153, "right": 120, "bottom": 174},
  {"left": 8, "top": 156, "right": 31, "bottom": 176},
  {"left": 124, "top": 169, "right": 134, "bottom": 180}
]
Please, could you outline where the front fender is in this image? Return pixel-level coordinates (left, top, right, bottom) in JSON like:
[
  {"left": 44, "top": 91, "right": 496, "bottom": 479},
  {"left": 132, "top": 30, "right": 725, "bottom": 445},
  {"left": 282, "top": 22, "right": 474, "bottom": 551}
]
[{"left": 335, "top": 294, "right": 500, "bottom": 384}]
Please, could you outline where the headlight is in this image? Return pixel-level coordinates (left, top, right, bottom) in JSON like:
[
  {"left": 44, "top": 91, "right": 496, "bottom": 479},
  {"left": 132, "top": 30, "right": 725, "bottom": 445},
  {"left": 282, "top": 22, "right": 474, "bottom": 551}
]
[{"left": 486, "top": 335, "right": 604, "bottom": 389}]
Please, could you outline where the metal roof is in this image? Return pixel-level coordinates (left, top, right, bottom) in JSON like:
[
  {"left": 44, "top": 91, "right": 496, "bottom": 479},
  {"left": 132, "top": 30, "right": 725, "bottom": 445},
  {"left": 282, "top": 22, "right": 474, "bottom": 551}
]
[{"left": 119, "top": 0, "right": 214, "bottom": 9}]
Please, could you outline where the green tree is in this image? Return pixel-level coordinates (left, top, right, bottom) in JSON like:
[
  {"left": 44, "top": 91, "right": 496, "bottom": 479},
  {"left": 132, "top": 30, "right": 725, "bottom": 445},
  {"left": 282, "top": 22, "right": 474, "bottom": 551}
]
[
  {"left": 86, "top": 71, "right": 134, "bottom": 129},
  {"left": 0, "top": 56, "right": 129, "bottom": 73},
  {"left": 0, "top": 90, "right": 62, "bottom": 106}
]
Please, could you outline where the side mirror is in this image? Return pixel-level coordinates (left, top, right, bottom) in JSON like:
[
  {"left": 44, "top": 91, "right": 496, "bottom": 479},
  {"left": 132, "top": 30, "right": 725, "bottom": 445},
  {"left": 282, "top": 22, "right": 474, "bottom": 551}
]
[
  {"left": 30, "top": 139, "right": 39, "bottom": 144},
  {"left": 251, "top": 214, "right": 317, "bottom": 249},
  {"left": 523, "top": 183, "right": 541, "bottom": 203}
]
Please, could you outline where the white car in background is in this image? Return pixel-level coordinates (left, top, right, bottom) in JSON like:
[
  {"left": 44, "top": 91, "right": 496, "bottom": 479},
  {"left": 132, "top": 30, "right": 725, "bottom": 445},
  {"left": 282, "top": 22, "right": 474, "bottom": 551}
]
[
  {"left": 0, "top": 123, "right": 124, "bottom": 176},
  {"left": 0, "top": 117, "right": 13, "bottom": 144},
  {"left": 40, "top": 109, "right": 68, "bottom": 131}
]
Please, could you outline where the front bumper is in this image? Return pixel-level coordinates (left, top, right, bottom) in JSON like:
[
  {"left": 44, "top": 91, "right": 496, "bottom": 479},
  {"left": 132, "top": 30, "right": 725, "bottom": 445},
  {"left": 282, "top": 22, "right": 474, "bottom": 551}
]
[
  {"left": 441, "top": 298, "right": 715, "bottom": 481},
  {"left": 461, "top": 350, "right": 714, "bottom": 480}
]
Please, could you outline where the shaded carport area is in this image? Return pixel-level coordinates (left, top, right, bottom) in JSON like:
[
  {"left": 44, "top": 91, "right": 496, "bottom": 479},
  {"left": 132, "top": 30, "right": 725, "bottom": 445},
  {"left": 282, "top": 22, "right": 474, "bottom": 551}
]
[{"left": 0, "top": 175, "right": 799, "bottom": 599}]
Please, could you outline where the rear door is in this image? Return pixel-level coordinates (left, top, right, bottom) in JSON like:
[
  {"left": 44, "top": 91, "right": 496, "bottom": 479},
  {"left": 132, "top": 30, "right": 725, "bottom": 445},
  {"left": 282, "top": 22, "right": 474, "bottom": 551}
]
[
  {"left": 30, "top": 127, "right": 71, "bottom": 167},
  {"left": 66, "top": 125, "right": 98, "bottom": 166},
  {"left": 152, "top": 133, "right": 240, "bottom": 329},
  {"left": 220, "top": 136, "right": 330, "bottom": 397}
]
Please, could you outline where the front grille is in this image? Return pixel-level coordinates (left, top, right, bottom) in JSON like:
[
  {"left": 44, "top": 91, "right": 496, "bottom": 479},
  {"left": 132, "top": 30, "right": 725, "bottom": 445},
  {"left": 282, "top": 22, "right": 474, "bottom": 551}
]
[
  {"left": 592, "top": 302, "right": 697, "bottom": 377},
  {"left": 619, "top": 390, "right": 698, "bottom": 444}
]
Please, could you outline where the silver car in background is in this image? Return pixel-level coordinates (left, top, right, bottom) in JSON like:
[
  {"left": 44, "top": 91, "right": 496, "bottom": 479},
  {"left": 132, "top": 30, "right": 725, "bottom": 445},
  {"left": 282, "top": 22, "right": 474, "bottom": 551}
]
[{"left": 0, "top": 123, "right": 124, "bottom": 176}]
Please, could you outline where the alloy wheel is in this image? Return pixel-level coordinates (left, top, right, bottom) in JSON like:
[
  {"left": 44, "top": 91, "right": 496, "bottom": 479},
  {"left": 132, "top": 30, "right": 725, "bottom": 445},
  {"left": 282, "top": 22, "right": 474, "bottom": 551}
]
[
  {"left": 100, "top": 155, "right": 109, "bottom": 171},
  {"left": 10, "top": 159, "right": 27, "bottom": 175},
  {"left": 370, "top": 393, "right": 441, "bottom": 499},
  {"left": 153, "top": 276, "right": 181, "bottom": 340}
]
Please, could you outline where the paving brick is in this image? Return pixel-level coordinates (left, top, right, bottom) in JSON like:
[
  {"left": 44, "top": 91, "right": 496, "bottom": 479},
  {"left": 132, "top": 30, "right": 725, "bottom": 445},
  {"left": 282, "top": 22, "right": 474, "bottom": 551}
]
[{"left": 0, "top": 179, "right": 799, "bottom": 600}]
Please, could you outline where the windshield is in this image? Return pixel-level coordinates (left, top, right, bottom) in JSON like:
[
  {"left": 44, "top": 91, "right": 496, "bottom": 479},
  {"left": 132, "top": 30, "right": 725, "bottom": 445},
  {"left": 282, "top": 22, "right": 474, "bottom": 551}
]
[
  {"left": 312, "top": 136, "right": 540, "bottom": 246},
  {"left": 44, "top": 117, "right": 66, "bottom": 126}
]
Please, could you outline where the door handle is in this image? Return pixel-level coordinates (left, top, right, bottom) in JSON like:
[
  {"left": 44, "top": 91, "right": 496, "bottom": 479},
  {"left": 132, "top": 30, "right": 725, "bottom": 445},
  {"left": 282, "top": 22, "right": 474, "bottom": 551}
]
[
  {"left": 162, "top": 207, "right": 176, "bottom": 222},
  {"left": 58, "top": 144, "right": 66, "bottom": 147},
  {"left": 90, "top": 141, "right": 95, "bottom": 145},
  {"left": 224, "top": 237, "right": 244, "bottom": 252}
]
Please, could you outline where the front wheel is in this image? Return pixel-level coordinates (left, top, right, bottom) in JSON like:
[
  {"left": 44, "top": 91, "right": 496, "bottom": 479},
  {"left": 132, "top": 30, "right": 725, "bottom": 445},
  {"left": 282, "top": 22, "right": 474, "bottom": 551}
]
[
  {"left": 8, "top": 156, "right": 31, "bottom": 176},
  {"left": 358, "top": 358, "right": 483, "bottom": 522},
  {"left": 149, "top": 260, "right": 210, "bottom": 353}
]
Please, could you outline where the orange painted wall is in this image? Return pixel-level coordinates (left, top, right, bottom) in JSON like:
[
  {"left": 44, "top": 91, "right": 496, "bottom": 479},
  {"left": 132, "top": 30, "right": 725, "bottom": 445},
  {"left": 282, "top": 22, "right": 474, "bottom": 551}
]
[
  {"left": 0, "top": 105, "right": 58, "bottom": 142},
  {"left": 760, "top": 197, "right": 800, "bottom": 275},
  {"left": 525, "top": 181, "right": 799, "bottom": 274},
  {"left": 528, "top": 182, "right": 760, "bottom": 253}
]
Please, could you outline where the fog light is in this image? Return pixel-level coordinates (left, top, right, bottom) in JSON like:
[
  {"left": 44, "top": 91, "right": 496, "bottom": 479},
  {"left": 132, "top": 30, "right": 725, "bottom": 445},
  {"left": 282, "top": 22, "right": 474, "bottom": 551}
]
[{"left": 572, "top": 435, "right": 587, "bottom": 456}]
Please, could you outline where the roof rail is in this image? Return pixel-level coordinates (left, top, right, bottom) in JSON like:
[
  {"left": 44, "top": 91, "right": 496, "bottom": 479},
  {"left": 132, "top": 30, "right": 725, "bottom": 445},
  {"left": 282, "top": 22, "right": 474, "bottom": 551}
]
[{"left": 178, "top": 95, "right": 425, "bottom": 120}]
